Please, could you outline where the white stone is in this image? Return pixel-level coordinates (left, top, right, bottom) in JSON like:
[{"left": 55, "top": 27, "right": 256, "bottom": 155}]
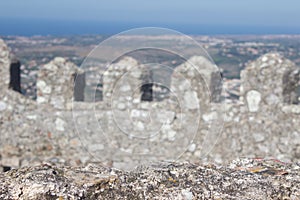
[
  {"left": 234, "top": 117, "right": 240, "bottom": 122},
  {"left": 37, "top": 96, "right": 47, "bottom": 104},
  {"left": 140, "top": 110, "right": 150, "bottom": 119},
  {"left": 178, "top": 80, "right": 190, "bottom": 91},
  {"left": 262, "top": 56, "right": 268, "bottom": 62},
  {"left": 135, "top": 121, "right": 145, "bottom": 131},
  {"left": 44, "top": 63, "right": 58, "bottom": 71},
  {"left": 181, "top": 189, "right": 194, "bottom": 200},
  {"left": 260, "top": 63, "right": 269, "bottom": 69},
  {"left": 240, "top": 85, "right": 244, "bottom": 94},
  {"left": 0, "top": 101, "right": 7, "bottom": 111},
  {"left": 125, "top": 96, "right": 132, "bottom": 101},
  {"left": 202, "top": 111, "right": 218, "bottom": 122},
  {"left": 167, "top": 130, "right": 176, "bottom": 141},
  {"left": 253, "top": 133, "right": 265, "bottom": 142},
  {"left": 0, "top": 51, "right": 8, "bottom": 58},
  {"left": 246, "top": 90, "right": 261, "bottom": 112},
  {"left": 55, "top": 118, "right": 66, "bottom": 131},
  {"left": 268, "top": 59, "right": 276, "bottom": 65},
  {"left": 140, "top": 102, "right": 150, "bottom": 109},
  {"left": 1, "top": 156, "right": 20, "bottom": 168},
  {"left": 224, "top": 114, "right": 232, "bottom": 122},
  {"left": 132, "top": 98, "right": 140, "bottom": 104},
  {"left": 184, "top": 90, "right": 199, "bottom": 110},
  {"left": 42, "top": 85, "right": 52, "bottom": 94},
  {"left": 131, "top": 70, "right": 142, "bottom": 79},
  {"left": 51, "top": 96, "right": 65, "bottom": 109},
  {"left": 187, "top": 68, "right": 195, "bottom": 77},
  {"left": 55, "top": 86, "right": 62, "bottom": 92},
  {"left": 194, "top": 150, "right": 201, "bottom": 158},
  {"left": 117, "top": 103, "right": 126, "bottom": 110},
  {"left": 120, "top": 147, "right": 133, "bottom": 154},
  {"left": 26, "top": 115, "right": 37, "bottom": 120},
  {"left": 54, "top": 57, "right": 66, "bottom": 63},
  {"left": 89, "top": 143, "right": 104, "bottom": 151},
  {"left": 291, "top": 106, "right": 300, "bottom": 114},
  {"left": 188, "top": 143, "right": 196, "bottom": 152},
  {"left": 36, "top": 80, "right": 46, "bottom": 89},
  {"left": 157, "top": 111, "right": 175, "bottom": 124},
  {"left": 170, "top": 170, "right": 179, "bottom": 177},
  {"left": 282, "top": 105, "right": 300, "bottom": 114},
  {"left": 119, "top": 84, "right": 131, "bottom": 92},
  {"left": 130, "top": 109, "right": 140, "bottom": 118}
]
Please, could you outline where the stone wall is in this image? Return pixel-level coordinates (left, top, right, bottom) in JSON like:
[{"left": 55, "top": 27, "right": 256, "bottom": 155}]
[
  {"left": 0, "top": 37, "right": 299, "bottom": 171},
  {"left": 103, "top": 56, "right": 143, "bottom": 107},
  {"left": 240, "top": 53, "right": 300, "bottom": 108},
  {"left": 0, "top": 39, "right": 10, "bottom": 90},
  {"left": 36, "top": 57, "right": 85, "bottom": 110},
  {"left": 211, "top": 53, "right": 300, "bottom": 163}
]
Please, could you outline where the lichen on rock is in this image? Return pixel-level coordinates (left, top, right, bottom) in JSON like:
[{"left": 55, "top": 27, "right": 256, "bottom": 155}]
[{"left": 0, "top": 159, "right": 299, "bottom": 199}]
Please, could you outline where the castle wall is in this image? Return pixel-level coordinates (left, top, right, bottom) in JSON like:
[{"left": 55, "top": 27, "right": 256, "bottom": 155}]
[
  {"left": 36, "top": 57, "right": 85, "bottom": 110},
  {"left": 103, "top": 57, "right": 143, "bottom": 107},
  {"left": 0, "top": 38, "right": 299, "bottom": 170},
  {"left": 0, "top": 39, "right": 10, "bottom": 90}
]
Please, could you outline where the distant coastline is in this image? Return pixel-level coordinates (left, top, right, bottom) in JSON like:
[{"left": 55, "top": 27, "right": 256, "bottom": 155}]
[{"left": 1, "top": 18, "right": 300, "bottom": 36}]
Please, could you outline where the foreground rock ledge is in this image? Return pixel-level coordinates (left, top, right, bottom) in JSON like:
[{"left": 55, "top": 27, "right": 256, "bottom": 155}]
[{"left": 0, "top": 159, "right": 299, "bottom": 199}]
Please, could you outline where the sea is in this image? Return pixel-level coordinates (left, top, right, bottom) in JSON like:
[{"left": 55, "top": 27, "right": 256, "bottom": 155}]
[{"left": 0, "top": 18, "right": 300, "bottom": 36}]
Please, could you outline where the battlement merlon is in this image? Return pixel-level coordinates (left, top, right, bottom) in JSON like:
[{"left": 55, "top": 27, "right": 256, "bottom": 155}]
[{"left": 36, "top": 57, "right": 85, "bottom": 110}]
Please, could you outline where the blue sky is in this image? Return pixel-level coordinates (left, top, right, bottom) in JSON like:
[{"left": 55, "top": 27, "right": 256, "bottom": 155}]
[{"left": 0, "top": 0, "right": 299, "bottom": 35}]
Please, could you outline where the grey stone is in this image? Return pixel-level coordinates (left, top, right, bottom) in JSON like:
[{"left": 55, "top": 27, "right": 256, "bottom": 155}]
[
  {"left": 253, "top": 133, "right": 265, "bottom": 142},
  {"left": 0, "top": 160, "right": 299, "bottom": 199},
  {"left": 246, "top": 90, "right": 261, "bottom": 112},
  {"left": 0, "top": 101, "right": 7, "bottom": 111},
  {"left": 187, "top": 143, "right": 196, "bottom": 152},
  {"left": 184, "top": 90, "right": 199, "bottom": 110},
  {"left": 55, "top": 118, "right": 65, "bottom": 131}
]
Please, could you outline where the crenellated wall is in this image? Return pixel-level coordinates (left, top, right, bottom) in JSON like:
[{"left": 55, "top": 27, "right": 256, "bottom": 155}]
[
  {"left": 0, "top": 38, "right": 299, "bottom": 170},
  {"left": 211, "top": 53, "right": 300, "bottom": 163}
]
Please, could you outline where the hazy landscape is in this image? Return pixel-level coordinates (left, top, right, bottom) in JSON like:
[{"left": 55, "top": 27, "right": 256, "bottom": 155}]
[
  {"left": 5, "top": 34, "right": 300, "bottom": 77},
  {"left": 3, "top": 34, "right": 300, "bottom": 101}
]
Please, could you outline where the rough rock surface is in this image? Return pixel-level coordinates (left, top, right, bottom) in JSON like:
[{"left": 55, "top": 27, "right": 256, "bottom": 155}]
[{"left": 0, "top": 158, "right": 299, "bottom": 199}]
